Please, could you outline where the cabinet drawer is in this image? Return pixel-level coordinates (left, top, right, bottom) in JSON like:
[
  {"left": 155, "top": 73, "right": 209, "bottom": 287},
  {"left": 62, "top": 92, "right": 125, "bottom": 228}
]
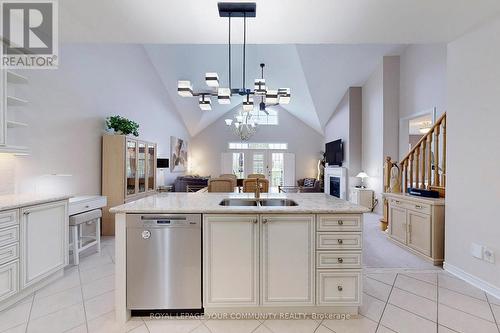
[
  {"left": 316, "top": 251, "right": 362, "bottom": 269},
  {"left": 389, "top": 199, "right": 431, "bottom": 215},
  {"left": 317, "top": 232, "right": 362, "bottom": 250},
  {"left": 317, "top": 271, "right": 361, "bottom": 305},
  {"left": 0, "top": 260, "right": 19, "bottom": 302},
  {"left": 0, "top": 210, "right": 19, "bottom": 229},
  {"left": 0, "top": 243, "right": 19, "bottom": 265},
  {"left": 317, "top": 215, "right": 362, "bottom": 232},
  {"left": 0, "top": 226, "right": 19, "bottom": 248},
  {"left": 68, "top": 197, "right": 106, "bottom": 216}
]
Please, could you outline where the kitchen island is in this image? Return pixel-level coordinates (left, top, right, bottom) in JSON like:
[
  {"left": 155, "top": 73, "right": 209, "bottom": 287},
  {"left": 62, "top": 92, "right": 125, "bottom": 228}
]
[{"left": 110, "top": 192, "right": 369, "bottom": 323}]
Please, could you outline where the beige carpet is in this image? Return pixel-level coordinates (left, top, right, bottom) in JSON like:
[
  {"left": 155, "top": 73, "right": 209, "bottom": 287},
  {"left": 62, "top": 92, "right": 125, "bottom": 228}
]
[{"left": 363, "top": 213, "right": 441, "bottom": 269}]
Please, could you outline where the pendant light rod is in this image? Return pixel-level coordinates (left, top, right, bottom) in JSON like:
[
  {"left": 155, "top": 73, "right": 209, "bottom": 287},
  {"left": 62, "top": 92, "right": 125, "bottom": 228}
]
[
  {"left": 228, "top": 14, "right": 232, "bottom": 90},
  {"left": 243, "top": 13, "right": 247, "bottom": 91}
]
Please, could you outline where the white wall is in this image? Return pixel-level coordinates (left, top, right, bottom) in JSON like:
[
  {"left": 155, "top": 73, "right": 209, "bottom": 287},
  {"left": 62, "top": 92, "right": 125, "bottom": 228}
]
[
  {"left": 0, "top": 44, "right": 189, "bottom": 196},
  {"left": 399, "top": 44, "right": 447, "bottom": 159},
  {"left": 324, "top": 87, "right": 363, "bottom": 192},
  {"left": 383, "top": 56, "right": 400, "bottom": 162},
  {"left": 362, "top": 56, "right": 400, "bottom": 214},
  {"left": 362, "top": 63, "right": 384, "bottom": 213},
  {"left": 190, "top": 106, "right": 324, "bottom": 181},
  {"left": 445, "top": 17, "right": 500, "bottom": 291}
]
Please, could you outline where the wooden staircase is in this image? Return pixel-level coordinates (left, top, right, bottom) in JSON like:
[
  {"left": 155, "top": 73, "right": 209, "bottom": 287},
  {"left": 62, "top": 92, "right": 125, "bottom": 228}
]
[{"left": 381, "top": 112, "right": 447, "bottom": 229}]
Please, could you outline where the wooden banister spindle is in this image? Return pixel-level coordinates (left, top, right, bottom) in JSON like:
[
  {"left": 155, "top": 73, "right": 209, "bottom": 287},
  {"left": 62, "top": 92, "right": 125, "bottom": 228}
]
[
  {"left": 427, "top": 135, "right": 432, "bottom": 189},
  {"left": 415, "top": 147, "right": 420, "bottom": 189},
  {"left": 403, "top": 161, "right": 408, "bottom": 192},
  {"left": 442, "top": 118, "right": 446, "bottom": 187},
  {"left": 433, "top": 126, "right": 440, "bottom": 187},
  {"left": 421, "top": 140, "right": 426, "bottom": 189},
  {"left": 409, "top": 153, "right": 414, "bottom": 189}
]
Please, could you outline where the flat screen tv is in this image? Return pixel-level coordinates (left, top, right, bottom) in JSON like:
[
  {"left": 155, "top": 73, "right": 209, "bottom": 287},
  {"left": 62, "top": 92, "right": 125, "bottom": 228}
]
[{"left": 325, "top": 139, "right": 343, "bottom": 166}]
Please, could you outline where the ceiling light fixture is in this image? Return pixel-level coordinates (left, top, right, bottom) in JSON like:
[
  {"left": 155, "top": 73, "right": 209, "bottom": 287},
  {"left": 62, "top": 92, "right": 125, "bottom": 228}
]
[
  {"left": 225, "top": 110, "right": 257, "bottom": 141},
  {"left": 176, "top": 2, "right": 291, "bottom": 112}
]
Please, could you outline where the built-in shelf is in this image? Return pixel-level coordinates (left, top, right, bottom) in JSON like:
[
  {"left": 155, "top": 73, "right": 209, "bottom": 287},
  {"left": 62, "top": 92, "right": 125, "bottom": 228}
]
[
  {"left": 7, "top": 120, "right": 28, "bottom": 128},
  {"left": 6, "top": 96, "right": 28, "bottom": 106},
  {"left": 0, "top": 145, "right": 29, "bottom": 155},
  {"left": 6, "top": 71, "right": 28, "bottom": 84}
]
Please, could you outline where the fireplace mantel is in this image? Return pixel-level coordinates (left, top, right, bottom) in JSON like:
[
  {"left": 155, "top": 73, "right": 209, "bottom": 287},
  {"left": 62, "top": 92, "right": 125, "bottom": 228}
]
[{"left": 324, "top": 167, "right": 347, "bottom": 200}]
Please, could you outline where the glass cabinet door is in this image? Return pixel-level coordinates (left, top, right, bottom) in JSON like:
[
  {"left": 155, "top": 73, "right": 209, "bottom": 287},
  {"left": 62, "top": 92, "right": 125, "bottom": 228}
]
[
  {"left": 126, "top": 140, "right": 137, "bottom": 196},
  {"left": 147, "top": 143, "right": 156, "bottom": 191},
  {"left": 137, "top": 142, "right": 146, "bottom": 193}
]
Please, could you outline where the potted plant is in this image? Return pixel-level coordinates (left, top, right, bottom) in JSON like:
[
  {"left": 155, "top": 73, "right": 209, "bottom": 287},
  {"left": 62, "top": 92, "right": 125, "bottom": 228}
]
[{"left": 106, "top": 115, "right": 139, "bottom": 137}]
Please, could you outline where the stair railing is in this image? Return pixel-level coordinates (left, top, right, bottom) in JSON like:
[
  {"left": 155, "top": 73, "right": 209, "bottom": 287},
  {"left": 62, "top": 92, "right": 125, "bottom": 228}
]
[{"left": 399, "top": 112, "right": 447, "bottom": 195}]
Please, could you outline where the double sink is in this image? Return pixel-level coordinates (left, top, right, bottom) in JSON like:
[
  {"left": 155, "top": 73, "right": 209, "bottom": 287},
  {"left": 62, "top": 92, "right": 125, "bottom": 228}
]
[{"left": 219, "top": 198, "right": 298, "bottom": 207}]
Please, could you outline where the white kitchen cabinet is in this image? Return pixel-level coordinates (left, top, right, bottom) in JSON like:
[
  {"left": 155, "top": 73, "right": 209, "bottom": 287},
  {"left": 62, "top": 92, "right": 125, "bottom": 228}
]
[
  {"left": 389, "top": 206, "right": 407, "bottom": 244},
  {"left": 0, "top": 260, "right": 18, "bottom": 302},
  {"left": 407, "top": 210, "right": 431, "bottom": 256},
  {"left": 261, "top": 215, "right": 315, "bottom": 306},
  {"left": 203, "top": 215, "right": 259, "bottom": 307},
  {"left": 20, "top": 201, "right": 68, "bottom": 288},
  {"left": 317, "top": 270, "right": 361, "bottom": 305},
  {"left": 385, "top": 193, "right": 445, "bottom": 265}
]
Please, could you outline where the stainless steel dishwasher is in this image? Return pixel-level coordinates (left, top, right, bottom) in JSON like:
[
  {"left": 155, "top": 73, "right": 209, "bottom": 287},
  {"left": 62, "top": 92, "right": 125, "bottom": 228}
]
[{"left": 126, "top": 214, "right": 202, "bottom": 310}]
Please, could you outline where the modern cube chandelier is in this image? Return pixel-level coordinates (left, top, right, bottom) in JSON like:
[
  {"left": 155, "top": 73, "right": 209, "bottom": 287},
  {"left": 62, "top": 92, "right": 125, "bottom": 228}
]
[{"left": 176, "top": 2, "right": 291, "bottom": 112}]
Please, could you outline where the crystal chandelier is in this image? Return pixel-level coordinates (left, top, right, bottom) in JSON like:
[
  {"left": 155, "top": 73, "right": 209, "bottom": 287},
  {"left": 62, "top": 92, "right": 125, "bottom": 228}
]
[
  {"left": 225, "top": 110, "right": 257, "bottom": 141},
  {"left": 176, "top": 2, "right": 291, "bottom": 111}
]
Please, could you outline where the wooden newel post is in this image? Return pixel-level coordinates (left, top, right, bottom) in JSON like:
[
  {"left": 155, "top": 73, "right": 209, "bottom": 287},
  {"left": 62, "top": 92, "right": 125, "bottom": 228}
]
[{"left": 380, "top": 156, "right": 392, "bottom": 231}]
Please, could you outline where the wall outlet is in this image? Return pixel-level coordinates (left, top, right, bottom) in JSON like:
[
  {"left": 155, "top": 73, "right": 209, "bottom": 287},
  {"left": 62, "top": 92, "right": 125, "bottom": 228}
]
[
  {"left": 483, "top": 247, "right": 495, "bottom": 264},
  {"left": 470, "top": 243, "right": 483, "bottom": 259}
]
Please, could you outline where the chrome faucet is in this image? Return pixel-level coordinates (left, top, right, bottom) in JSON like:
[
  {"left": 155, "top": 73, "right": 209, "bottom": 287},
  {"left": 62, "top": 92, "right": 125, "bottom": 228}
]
[{"left": 255, "top": 178, "right": 261, "bottom": 199}]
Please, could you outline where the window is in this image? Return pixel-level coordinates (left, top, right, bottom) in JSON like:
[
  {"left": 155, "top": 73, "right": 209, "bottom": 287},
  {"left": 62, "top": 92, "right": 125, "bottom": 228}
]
[
  {"left": 252, "top": 153, "right": 265, "bottom": 174},
  {"left": 232, "top": 153, "right": 245, "bottom": 178},
  {"left": 228, "top": 142, "right": 288, "bottom": 150},
  {"left": 249, "top": 109, "right": 278, "bottom": 125}
]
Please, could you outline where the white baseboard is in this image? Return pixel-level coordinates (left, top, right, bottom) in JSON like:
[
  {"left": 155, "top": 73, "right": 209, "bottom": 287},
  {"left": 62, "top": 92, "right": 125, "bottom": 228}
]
[{"left": 443, "top": 262, "right": 500, "bottom": 299}]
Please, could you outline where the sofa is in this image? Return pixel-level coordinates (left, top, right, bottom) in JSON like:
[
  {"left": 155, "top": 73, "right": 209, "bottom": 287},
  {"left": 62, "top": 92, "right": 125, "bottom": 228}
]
[
  {"left": 173, "top": 175, "right": 210, "bottom": 192},
  {"left": 297, "top": 178, "right": 322, "bottom": 193}
]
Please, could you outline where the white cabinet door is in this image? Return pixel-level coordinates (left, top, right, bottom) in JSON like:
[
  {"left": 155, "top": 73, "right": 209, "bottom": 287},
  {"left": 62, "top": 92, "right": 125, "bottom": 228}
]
[
  {"left": 0, "top": 260, "right": 18, "bottom": 302},
  {"left": 407, "top": 210, "right": 432, "bottom": 256},
  {"left": 203, "top": 215, "right": 259, "bottom": 307},
  {"left": 261, "top": 215, "right": 315, "bottom": 306},
  {"left": 20, "top": 201, "right": 68, "bottom": 289},
  {"left": 389, "top": 206, "right": 407, "bottom": 244}
]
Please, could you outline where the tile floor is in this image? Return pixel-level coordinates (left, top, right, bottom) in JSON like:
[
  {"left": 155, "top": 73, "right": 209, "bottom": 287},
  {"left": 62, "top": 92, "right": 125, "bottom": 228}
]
[{"left": 1, "top": 230, "right": 500, "bottom": 332}]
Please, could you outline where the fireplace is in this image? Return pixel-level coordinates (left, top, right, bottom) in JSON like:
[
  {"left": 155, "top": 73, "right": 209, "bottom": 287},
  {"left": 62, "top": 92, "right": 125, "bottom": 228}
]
[
  {"left": 324, "top": 167, "right": 347, "bottom": 200},
  {"left": 330, "top": 177, "right": 341, "bottom": 198}
]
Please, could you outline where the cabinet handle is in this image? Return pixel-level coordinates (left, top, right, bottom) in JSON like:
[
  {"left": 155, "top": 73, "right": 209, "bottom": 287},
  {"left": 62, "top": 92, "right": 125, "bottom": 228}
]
[
  {"left": 337, "top": 239, "right": 343, "bottom": 244},
  {"left": 23, "top": 211, "right": 30, "bottom": 216},
  {"left": 263, "top": 219, "right": 268, "bottom": 224},
  {"left": 395, "top": 200, "right": 401, "bottom": 204},
  {"left": 415, "top": 205, "right": 422, "bottom": 209},
  {"left": 337, "top": 220, "right": 344, "bottom": 225},
  {"left": 338, "top": 286, "right": 343, "bottom": 292},
  {"left": 337, "top": 258, "right": 343, "bottom": 263},
  {"left": 253, "top": 219, "right": 258, "bottom": 224}
]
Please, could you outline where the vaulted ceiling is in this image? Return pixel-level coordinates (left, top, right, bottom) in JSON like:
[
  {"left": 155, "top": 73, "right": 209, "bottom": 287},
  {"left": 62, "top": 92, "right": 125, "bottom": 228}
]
[
  {"left": 58, "top": 0, "right": 500, "bottom": 136},
  {"left": 60, "top": 0, "right": 500, "bottom": 44}
]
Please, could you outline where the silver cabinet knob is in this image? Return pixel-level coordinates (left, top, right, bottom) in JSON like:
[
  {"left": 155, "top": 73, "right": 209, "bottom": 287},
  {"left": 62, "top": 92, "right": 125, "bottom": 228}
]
[
  {"left": 263, "top": 219, "right": 268, "bottom": 224},
  {"left": 141, "top": 230, "right": 151, "bottom": 239},
  {"left": 338, "top": 286, "right": 343, "bottom": 291},
  {"left": 253, "top": 219, "right": 258, "bottom": 224},
  {"left": 337, "top": 239, "right": 343, "bottom": 244},
  {"left": 337, "top": 258, "right": 343, "bottom": 263},
  {"left": 337, "top": 220, "right": 343, "bottom": 225}
]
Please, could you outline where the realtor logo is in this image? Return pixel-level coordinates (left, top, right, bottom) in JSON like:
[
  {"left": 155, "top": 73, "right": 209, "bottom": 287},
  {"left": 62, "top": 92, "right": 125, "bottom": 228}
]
[{"left": 1, "top": 0, "right": 58, "bottom": 68}]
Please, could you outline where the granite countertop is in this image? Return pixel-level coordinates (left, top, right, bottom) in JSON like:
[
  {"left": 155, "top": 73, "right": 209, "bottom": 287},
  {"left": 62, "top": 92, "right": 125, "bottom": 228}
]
[
  {"left": 383, "top": 192, "right": 445, "bottom": 205},
  {"left": 110, "top": 192, "right": 370, "bottom": 214},
  {"left": 0, "top": 193, "right": 72, "bottom": 211}
]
